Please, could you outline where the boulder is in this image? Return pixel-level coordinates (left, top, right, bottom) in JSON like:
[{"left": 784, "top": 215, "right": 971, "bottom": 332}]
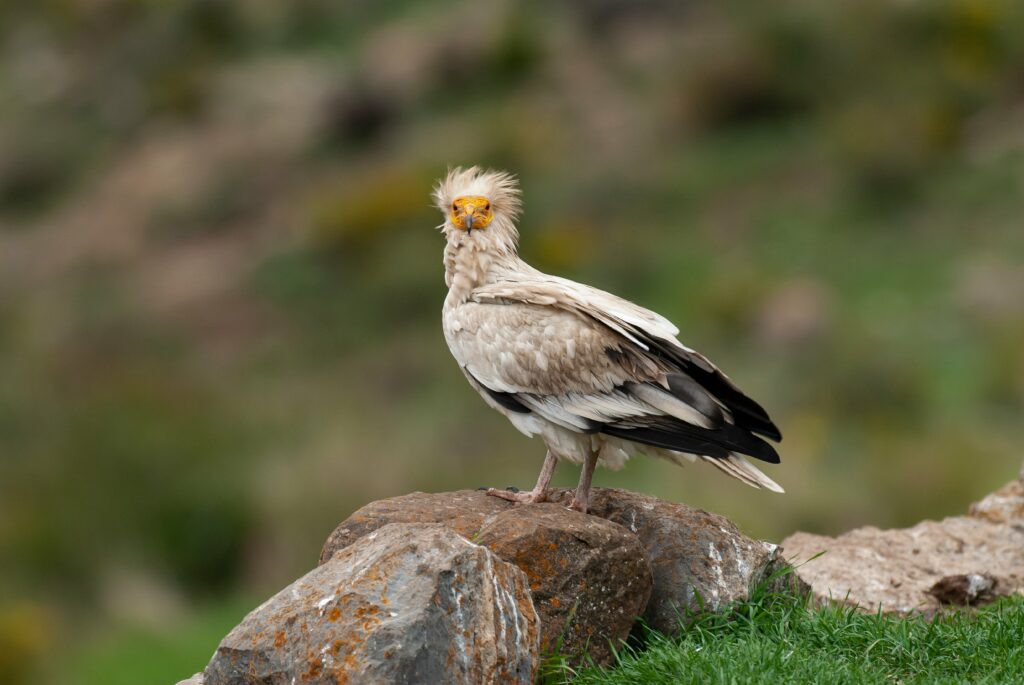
[
  {"left": 782, "top": 470, "right": 1024, "bottom": 614},
  {"left": 321, "top": 488, "right": 801, "bottom": 641},
  {"left": 319, "top": 490, "right": 510, "bottom": 565},
  {"left": 206, "top": 523, "right": 539, "bottom": 685},
  {"left": 544, "top": 488, "right": 805, "bottom": 633},
  {"left": 474, "top": 504, "right": 652, "bottom": 664}
]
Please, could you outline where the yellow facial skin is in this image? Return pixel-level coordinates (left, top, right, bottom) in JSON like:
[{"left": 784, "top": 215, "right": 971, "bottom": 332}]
[{"left": 450, "top": 195, "right": 494, "bottom": 231}]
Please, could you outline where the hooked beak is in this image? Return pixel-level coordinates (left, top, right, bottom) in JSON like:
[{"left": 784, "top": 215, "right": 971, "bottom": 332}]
[{"left": 464, "top": 213, "right": 474, "bottom": 233}]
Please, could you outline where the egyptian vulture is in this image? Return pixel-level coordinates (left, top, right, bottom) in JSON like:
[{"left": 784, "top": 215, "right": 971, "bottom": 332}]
[{"left": 437, "top": 167, "right": 783, "bottom": 513}]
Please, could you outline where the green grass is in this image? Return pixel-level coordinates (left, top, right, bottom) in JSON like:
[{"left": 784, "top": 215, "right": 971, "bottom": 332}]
[{"left": 549, "top": 592, "right": 1024, "bottom": 685}]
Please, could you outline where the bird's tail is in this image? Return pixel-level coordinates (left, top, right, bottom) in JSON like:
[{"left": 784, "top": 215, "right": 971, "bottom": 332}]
[
  {"left": 655, "top": 447, "right": 785, "bottom": 493},
  {"left": 701, "top": 453, "right": 785, "bottom": 493}
]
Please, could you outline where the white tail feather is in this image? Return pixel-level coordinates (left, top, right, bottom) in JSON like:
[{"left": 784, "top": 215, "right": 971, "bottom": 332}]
[{"left": 700, "top": 453, "right": 785, "bottom": 493}]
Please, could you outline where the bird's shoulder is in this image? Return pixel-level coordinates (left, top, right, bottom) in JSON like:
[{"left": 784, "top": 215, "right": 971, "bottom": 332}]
[
  {"left": 467, "top": 272, "right": 683, "bottom": 352},
  {"left": 444, "top": 294, "right": 657, "bottom": 395}
]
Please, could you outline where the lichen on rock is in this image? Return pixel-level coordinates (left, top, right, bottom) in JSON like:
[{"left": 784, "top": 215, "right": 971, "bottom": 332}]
[{"left": 205, "top": 523, "right": 539, "bottom": 685}]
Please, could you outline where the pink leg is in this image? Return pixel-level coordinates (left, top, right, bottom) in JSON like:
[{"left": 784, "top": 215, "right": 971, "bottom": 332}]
[
  {"left": 487, "top": 450, "right": 558, "bottom": 504},
  {"left": 568, "top": 449, "right": 598, "bottom": 513}
]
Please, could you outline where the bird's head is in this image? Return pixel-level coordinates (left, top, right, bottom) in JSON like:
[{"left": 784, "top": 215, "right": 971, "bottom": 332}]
[
  {"left": 449, "top": 195, "right": 493, "bottom": 232},
  {"left": 434, "top": 167, "right": 522, "bottom": 247}
]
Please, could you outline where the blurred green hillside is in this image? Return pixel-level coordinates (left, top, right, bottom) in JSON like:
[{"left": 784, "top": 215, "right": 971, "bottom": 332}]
[{"left": 2, "top": 1, "right": 1024, "bottom": 683}]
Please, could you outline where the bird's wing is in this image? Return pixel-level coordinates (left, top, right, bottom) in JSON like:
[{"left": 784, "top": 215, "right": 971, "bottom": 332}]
[
  {"left": 447, "top": 275, "right": 782, "bottom": 475},
  {"left": 473, "top": 274, "right": 782, "bottom": 440},
  {"left": 478, "top": 273, "right": 683, "bottom": 352}
]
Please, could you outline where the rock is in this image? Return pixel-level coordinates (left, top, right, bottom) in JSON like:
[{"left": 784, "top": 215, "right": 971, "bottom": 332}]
[
  {"left": 322, "top": 488, "right": 801, "bottom": 643},
  {"left": 545, "top": 488, "right": 803, "bottom": 634},
  {"left": 175, "top": 675, "right": 203, "bottom": 685},
  {"left": 474, "top": 503, "right": 652, "bottom": 665},
  {"left": 967, "top": 465, "right": 1024, "bottom": 525},
  {"left": 782, "top": 472, "right": 1024, "bottom": 614},
  {"left": 929, "top": 574, "right": 1000, "bottom": 606},
  {"left": 206, "top": 523, "right": 539, "bottom": 685},
  {"left": 319, "top": 490, "right": 510, "bottom": 565}
]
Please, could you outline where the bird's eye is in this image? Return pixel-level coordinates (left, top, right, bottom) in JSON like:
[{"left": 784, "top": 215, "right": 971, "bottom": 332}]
[
  {"left": 484, "top": 202, "right": 490, "bottom": 210},
  {"left": 452, "top": 203, "right": 458, "bottom": 211}
]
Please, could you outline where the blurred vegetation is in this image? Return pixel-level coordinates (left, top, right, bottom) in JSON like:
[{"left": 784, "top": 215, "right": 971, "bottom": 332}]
[{"left": 2, "top": 0, "right": 1024, "bottom": 682}]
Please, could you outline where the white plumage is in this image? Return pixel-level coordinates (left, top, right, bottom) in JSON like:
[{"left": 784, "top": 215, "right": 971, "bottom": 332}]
[{"left": 436, "top": 167, "right": 783, "bottom": 512}]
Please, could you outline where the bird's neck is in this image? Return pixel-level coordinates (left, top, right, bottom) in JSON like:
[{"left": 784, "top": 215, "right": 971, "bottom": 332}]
[{"left": 443, "top": 228, "right": 523, "bottom": 304}]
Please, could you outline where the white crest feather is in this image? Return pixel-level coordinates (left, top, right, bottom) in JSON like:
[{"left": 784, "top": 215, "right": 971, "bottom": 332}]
[{"left": 433, "top": 166, "right": 521, "bottom": 216}]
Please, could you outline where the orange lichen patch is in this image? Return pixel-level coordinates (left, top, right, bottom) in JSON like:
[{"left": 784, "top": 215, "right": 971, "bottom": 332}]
[
  {"left": 353, "top": 606, "right": 371, "bottom": 619},
  {"left": 273, "top": 631, "right": 287, "bottom": 648},
  {"left": 549, "top": 597, "right": 561, "bottom": 608},
  {"left": 327, "top": 607, "right": 342, "bottom": 622},
  {"left": 301, "top": 656, "right": 324, "bottom": 680}
]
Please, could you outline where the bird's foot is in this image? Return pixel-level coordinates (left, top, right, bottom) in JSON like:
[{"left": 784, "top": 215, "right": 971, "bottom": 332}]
[
  {"left": 566, "top": 495, "right": 588, "bottom": 514},
  {"left": 485, "top": 486, "right": 549, "bottom": 505}
]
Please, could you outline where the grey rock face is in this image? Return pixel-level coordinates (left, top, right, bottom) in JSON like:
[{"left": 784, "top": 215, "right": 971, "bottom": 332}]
[
  {"left": 782, "top": 471, "right": 1024, "bottom": 614},
  {"left": 474, "top": 503, "right": 652, "bottom": 665},
  {"left": 206, "top": 523, "right": 539, "bottom": 685},
  {"left": 544, "top": 488, "right": 803, "bottom": 634},
  {"left": 322, "top": 488, "right": 799, "bottom": 642}
]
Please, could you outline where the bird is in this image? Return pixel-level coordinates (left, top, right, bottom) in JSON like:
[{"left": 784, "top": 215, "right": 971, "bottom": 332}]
[{"left": 436, "top": 166, "right": 783, "bottom": 513}]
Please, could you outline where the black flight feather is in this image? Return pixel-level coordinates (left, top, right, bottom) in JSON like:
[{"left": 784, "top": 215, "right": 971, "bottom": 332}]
[
  {"left": 481, "top": 385, "right": 532, "bottom": 413},
  {"left": 631, "top": 329, "right": 783, "bottom": 442},
  {"left": 602, "top": 415, "right": 781, "bottom": 464}
]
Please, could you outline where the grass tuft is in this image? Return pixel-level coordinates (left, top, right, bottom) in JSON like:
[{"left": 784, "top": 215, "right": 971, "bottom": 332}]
[{"left": 546, "top": 588, "right": 1024, "bottom": 685}]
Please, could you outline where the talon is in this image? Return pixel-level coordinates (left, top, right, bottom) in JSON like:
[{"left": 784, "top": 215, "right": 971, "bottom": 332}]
[
  {"left": 505, "top": 486, "right": 520, "bottom": 493},
  {"left": 567, "top": 498, "right": 588, "bottom": 514},
  {"left": 485, "top": 487, "right": 520, "bottom": 503},
  {"left": 485, "top": 487, "right": 549, "bottom": 505}
]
